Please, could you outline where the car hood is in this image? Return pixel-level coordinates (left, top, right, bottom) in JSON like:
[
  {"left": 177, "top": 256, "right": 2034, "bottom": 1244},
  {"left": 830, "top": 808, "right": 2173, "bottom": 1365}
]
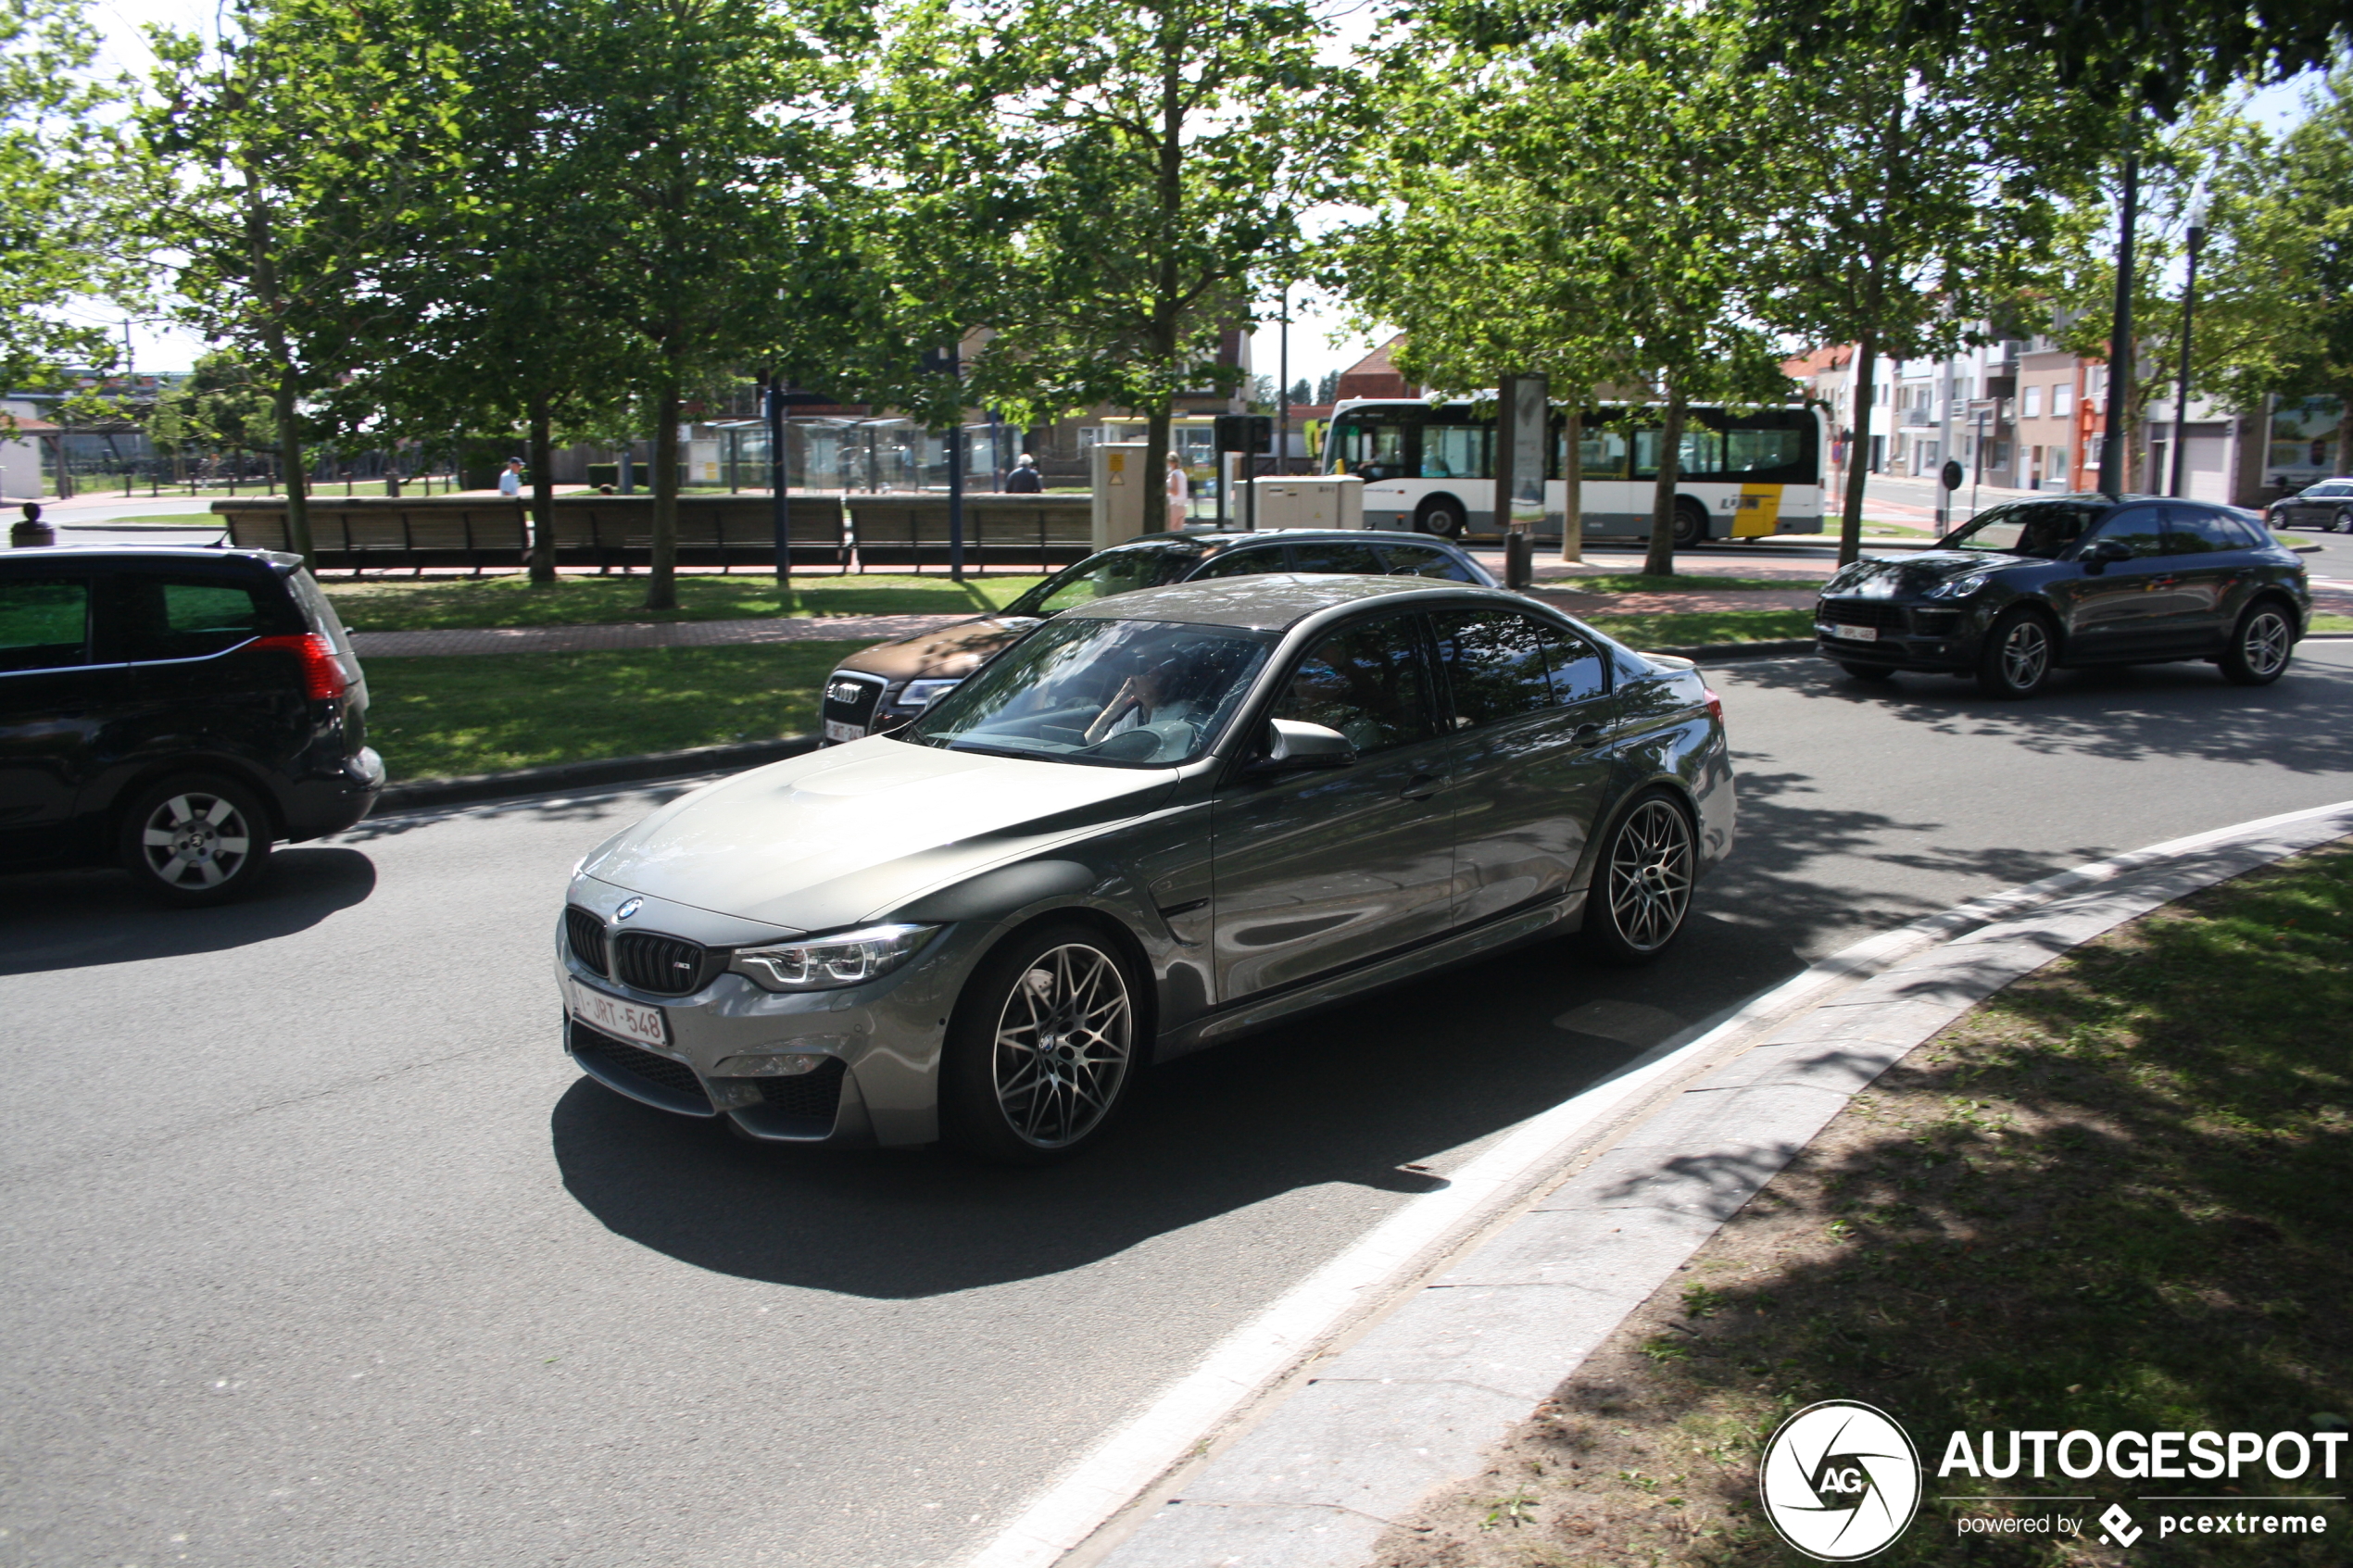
[
  {"left": 1821, "top": 550, "right": 2027, "bottom": 597},
  {"left": 577, "top": 738, "right": 1171, "bottom": 932},
  {"left": 831, "top": 615, "right": 1041, "bottom": 683}
]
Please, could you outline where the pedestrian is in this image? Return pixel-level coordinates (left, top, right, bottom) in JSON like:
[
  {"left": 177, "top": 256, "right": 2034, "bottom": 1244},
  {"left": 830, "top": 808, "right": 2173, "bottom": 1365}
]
[
  {"left": 499, "top": 458, "right": 523, "bottom": 497},
  {"left": 11, "top": 501, "right": 54, "bottom": 548},
  {"left": 1164, "top": 450, "right": 1189, "bottom": 517},
  {"left": 1004, "top": 453, "right": 1044, "bottom": 494}
]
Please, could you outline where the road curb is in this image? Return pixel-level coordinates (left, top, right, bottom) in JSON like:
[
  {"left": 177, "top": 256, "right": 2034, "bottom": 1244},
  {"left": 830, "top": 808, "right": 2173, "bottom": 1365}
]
[
  {"left": 967, "top": 801, "right": 2353, "bottom": 1568},
  {"left": 371, "top": 734, "right": 821, "bottom": 814}
]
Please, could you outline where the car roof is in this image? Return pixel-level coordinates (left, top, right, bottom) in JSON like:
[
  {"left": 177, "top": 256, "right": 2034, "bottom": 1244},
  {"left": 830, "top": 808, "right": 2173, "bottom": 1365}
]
[
  {"left": 1121, "top": 528, "right": 1467, "bottom": 554},
  {"left": 0, "top": 543, "right": 292, "bottom": 569},
  {"left": 1063, "top": 572, "right": 1501, "bottom": 632}
]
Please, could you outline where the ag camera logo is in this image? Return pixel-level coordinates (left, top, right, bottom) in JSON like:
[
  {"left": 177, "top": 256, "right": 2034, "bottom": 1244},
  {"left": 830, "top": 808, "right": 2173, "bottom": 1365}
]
[{"left": 1759, "top": 1399, "right": 1922, "bottom": 1561}]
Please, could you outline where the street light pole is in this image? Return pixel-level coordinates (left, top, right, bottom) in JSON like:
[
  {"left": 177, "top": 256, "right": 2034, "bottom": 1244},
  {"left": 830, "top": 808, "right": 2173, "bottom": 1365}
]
[
  {"left": 2169, "top": 187, "right": 2209, "bottom": 499},
  {"left": 2098, "top": 143, "right": 2138, "bottom": 500},
  {"left": 764, "top": 371, "right": 792, "bottom": 591},
  {"left": 1277, "top": 286, "right": 1290, "bottom": 479}
]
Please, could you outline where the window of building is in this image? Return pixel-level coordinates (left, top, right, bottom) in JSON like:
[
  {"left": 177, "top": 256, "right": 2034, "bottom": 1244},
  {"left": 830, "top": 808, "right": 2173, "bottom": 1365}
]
[
  {"left": 2052, "top": 383, "right": 2073, "bottom": 417},
  {"left": 2022, "top": 386, "right": 2044, "bottom": 419},
  {"left": 1989, "top": 441, "right": 2011, "bottom": 470},
  {"left": 2049, "top": 447, "right": 2069, "bottom": 483}
]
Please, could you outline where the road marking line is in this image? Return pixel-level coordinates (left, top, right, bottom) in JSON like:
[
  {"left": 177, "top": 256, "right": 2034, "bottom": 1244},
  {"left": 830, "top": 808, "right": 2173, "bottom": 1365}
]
[{"left": 960, "top": 797, "right": 2353, "bottom": 1568}]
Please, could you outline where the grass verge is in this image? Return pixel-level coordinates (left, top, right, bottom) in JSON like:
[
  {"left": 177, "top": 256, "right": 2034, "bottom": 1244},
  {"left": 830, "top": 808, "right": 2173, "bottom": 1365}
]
[
  {"left": 362, "top": 642, "right": 863, "bottom": 780},
  {"left": 1580, "top": 608, "right": 1815, "bottom": 647},
  {"left": 321, "top": 571, "right": 1042, "bottom": 632},
  {"left": 2310, "top": 614, "right": 2353, "bottom": 633},
  {"left": 1374, "top": 840, "right": 2353, "bottom": 1567}
]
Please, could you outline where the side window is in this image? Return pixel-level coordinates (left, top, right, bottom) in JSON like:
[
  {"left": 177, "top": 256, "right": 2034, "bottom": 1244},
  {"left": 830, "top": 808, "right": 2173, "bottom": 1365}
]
[
  {"left": 1422, "top": 424, "right": 1491, "bottom": 479},
  {"left": 1431, "top": 610, "right": 1554, "bottom": 728},
  {"left": 114, "top": 575, "right": 273, "bottom": 662},
  {"left": 2181, "top": 509, "right": 2255, "bottom": 552},
  {"left": 2086, "top": 507, "right": 2167, "bottom": 558},
  {"left": 1189, "top": 546, "right": 1291, "bottom": 581},
  {"left": 2157, "top": 507, "right": 2216, "bottom": 555},
  {"left": 1539, "top": 623, "right": 1610, "bottom": 704},
  {"left": 1285, "top": 541, "right": 1387, "bottom": 575},
  {"left": 0, "top": 578, "right": 91, "bottom": 672},
  {"left": 1271, "top": 615, "right": 1435, "bottom": 755},
  {"left": 1376, "top": 543, "right": 1478, "bottom": 583}
]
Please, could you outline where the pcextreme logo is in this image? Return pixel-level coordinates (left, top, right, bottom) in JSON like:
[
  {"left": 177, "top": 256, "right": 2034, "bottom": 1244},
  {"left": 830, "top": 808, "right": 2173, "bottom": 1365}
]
[{"left": 1759, "top": 1400, "right": 1924, "bottom": 1562}]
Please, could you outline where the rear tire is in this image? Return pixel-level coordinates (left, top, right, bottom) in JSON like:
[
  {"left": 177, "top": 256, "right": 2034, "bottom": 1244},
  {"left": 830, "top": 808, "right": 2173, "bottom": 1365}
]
[
  {"left": 1583, "top": 791, "right": 1697, "bottom": 965},
  {"left": 941, "top": 922, "right": 1142, "bottom": 1164},
  {"left": 2334, "top": 508, "right": 2351, "bottom": 533},
  {"left": 1838, "top": 662, "right": 1898, "bottom": 683},
  {"left": 2219, "top": 601, "right": 2295, "bottom": 686},
  {"left": 118, "top": 773, "right": 273, "bottom": 906},
  {"left": 1975, "top": 609, "right": 2056, "bottom": 699},
  {"left": 1416, "top": 498, "right": 1466, "bottom": 540}
]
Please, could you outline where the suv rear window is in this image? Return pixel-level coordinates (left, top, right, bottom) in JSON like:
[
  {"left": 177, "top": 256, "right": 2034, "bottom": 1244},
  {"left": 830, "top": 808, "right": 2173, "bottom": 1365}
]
[
  {"left": 0, "top": 579, "right": 91, "bottom": 671},
  {"left": 116, "top": 574, "right": 279, "bottom": 662}
]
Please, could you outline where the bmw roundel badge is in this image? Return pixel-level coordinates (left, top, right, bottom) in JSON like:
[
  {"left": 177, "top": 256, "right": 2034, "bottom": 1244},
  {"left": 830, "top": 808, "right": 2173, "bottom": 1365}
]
[{"left": 615, "top": 897, "right": 643, "bottom": 921}]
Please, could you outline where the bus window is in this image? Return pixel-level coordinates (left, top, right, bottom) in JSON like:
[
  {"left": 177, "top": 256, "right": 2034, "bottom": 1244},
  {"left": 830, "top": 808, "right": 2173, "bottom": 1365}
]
[
  {"left": 1423, "top": 425, "right": 1491, "bottom": 479},
  {"left": 1680, "top": 428, "right": 1725, "bottom": 476},
  {"left": 1329, "top": 417, "right": 1412, "bottom": 481},
  {"left": 1723, "top": 428, "right": 1801, "bottom": 473},
  {"left": 1579, "top": 427, "right": 1628, "bottom": 480}
]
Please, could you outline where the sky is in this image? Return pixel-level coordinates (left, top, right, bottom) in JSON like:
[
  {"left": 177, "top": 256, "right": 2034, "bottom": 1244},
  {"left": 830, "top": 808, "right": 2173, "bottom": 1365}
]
[{"left": 80, "top": 1, "right": 2328, "bottom": 383}]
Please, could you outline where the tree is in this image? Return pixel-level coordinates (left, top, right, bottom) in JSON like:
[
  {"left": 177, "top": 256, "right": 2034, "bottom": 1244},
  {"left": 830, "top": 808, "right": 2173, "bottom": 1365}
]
[
  {"left": 907, "top": 0, "right": 1349, "bottom": 534},
  {"left": 146, "top": 0, "right": 470, "bottom": 562},
  {"left": 0, "top": 0, "right": 145, "bottom": 411},
  {"left": 1338, "top": 10, "right": 1790, "bottom": 574},
  {"left": 143, "top": 348, "right": 275, "bottom": 479}
]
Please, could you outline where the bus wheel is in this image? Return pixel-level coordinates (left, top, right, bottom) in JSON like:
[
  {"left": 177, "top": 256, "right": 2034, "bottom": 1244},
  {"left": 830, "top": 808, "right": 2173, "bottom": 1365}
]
[
  {"left": 1416, "top": 498, "right": 1466, "bottom": 539},
  {"left": 1670, "top": 499, "right": 1709, "bottom": 547}
]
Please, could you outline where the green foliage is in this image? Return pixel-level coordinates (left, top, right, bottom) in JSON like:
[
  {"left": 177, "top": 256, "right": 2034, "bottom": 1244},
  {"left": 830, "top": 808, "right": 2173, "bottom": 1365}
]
[
  {"left": 0, "top": 0, "right": 145, "bottom": 406},
  {"left": 144, "top": 349, "right": 274, "bottom": 455}
]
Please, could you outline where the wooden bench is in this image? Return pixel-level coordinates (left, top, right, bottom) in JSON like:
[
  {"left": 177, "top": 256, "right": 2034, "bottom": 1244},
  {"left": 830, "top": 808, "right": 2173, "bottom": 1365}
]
[
  {"left": 215, "top": 495, "right": 849, "bottom": 572},
  {"left": 847, "top": 495, "right": 1093, "bottom": 571}
]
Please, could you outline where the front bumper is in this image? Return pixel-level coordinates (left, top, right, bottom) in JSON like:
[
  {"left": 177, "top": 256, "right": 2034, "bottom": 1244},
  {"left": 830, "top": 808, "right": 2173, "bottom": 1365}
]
[
  {"left": 1813, "top": 601, "right": 1983, "bottom": 672},
  {"left": 553, "top": 914, "right": 988, "bottom": 1147}
]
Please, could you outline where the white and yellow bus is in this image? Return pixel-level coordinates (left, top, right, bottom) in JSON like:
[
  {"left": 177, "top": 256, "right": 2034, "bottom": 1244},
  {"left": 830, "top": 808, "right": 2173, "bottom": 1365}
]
[{"left": 1325, "top": 397, "right": 1831, "bottom": 546}]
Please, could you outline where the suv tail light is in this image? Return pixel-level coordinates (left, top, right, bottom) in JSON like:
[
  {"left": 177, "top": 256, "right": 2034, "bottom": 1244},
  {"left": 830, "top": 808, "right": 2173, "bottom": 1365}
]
[
  {"left": 253, "top": 633, "right": 348, "bottom": 701},
  {"left": 1704, "top": 686, "right": 1724, "bottom": 723}
]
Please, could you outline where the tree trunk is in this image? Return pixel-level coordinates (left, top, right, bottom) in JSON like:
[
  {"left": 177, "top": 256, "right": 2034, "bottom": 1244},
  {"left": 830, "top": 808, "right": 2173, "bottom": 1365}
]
[
  {"left": 1558, "top": 407, "right": 1583, "bottom": 563},
  {"left": 2337, "top": 395, "right": 2353, "bottom": 478},
  {"left": 1839, "top": 331, "right": 1880, "bottom": 567},
  {"left": 1143, "top": 405, "right": 1171, "bottom": 534},
  {"left": 271, "top": 365, "right": 313, "bottom": 567},
  {"left": 647, "top": 382, "right": 681, "bottom": 610},
  {"left": 527, "top": 393, "right": 558, "bottom": 586},
  {"left": 1642, "top": 381, "right": 1686, "bottom": 577}
]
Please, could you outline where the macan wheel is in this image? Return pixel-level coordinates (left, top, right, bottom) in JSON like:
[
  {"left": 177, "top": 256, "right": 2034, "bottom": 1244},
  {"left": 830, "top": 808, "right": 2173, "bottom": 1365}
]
[
  {"left": 1416, "top": 498, "right": 1466, "bottom": 539},
  {"left": 941, "top": 922, "right": 1142, "bottom": 1164},
  {"left": 2219, "top": 600, "right": 2296, "bottom": 686},
  {"left": 1583, "top": 791, "right": 1697, "bottom": 964},
  {"left": 2334, "top": 507, "right": 2352, "bottom": 533},
  {"left": 1975, "top": 608, "right": 2056, "bottom": 698},
  {"left": 117, "top": 773, "right": 273, "bottom": 906}
]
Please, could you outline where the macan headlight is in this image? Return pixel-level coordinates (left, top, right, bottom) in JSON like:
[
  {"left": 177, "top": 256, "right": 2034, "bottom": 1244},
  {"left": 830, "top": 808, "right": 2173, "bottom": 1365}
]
[
  {"left": 1922, "top": 571, "right": 1996, "bottom": 600},
  {"left": 725, "top": 923, "right": 940, "bottom": 991}
]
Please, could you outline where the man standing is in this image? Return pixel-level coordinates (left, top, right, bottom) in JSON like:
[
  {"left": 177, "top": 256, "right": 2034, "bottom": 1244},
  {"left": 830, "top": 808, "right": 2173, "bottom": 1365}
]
[
  {"left": 1004, "top": 454, "right": 1044, "bottom": 494},
  {"left": 498, "top": 458, "right": 523, "bottom": 497}
]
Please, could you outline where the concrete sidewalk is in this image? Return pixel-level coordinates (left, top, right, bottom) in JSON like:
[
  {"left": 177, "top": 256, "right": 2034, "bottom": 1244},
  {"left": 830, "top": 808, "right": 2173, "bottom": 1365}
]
[{"left": 346, "top": 612, "right": 967, "bottom": 658}]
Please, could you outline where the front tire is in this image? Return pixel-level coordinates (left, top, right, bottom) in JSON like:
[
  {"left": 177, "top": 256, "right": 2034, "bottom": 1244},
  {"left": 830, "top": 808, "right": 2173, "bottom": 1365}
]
[
  {"left": 1670, "top": 499, "right": 1708, "bottom": 548},
  {"left": 1416, "top": 498, "right": 1466, "bottom": 539},
  {"left": 942, "top": 923, "right": 1141, "bottom": 1164},
  {"left": 1583, "top": 792, "right": 1697, "bottom": 965},
  {"left": 1975, "top": 608, "right": 2056, "bottom": 698},
  {"left": 2219, "top": 601, "right": 2295, "bottom": 686},
  {"left": 118, "top": 773, "right": 273, "bottom": 906},
  {"left": 2333, "top": 508, "right": 2351, "bottom": 533}
]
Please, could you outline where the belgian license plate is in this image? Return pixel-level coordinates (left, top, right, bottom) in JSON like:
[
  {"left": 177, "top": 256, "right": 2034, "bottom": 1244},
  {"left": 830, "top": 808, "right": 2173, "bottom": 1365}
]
[
  {"left": 567, "top": 978, "right": 667, "bottom": 1047},
  {"left": 824, "top": 720, "right": 866, "bottom": 743},
  {"left": 1828, "top": 623, "right": 1878, "bottom": 642}
]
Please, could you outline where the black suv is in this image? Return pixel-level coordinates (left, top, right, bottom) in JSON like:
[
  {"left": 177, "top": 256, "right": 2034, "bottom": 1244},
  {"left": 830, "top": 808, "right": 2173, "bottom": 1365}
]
[
  {"left": 1815, "top": 495, "right": 2311, "bottom": 697},
  {"left": 0, "top": 546, "right": 383, "bottom": 902}
]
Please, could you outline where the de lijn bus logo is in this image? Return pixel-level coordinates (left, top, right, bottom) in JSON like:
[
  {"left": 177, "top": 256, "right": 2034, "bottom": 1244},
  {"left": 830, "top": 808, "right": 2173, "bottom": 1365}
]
[{"left": 1760, "top": 1400, "right": 1924, "bottom": 1562}]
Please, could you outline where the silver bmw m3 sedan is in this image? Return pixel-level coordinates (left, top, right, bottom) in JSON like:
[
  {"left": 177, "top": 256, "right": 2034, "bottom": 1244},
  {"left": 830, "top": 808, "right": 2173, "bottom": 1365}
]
[{"left": 556, "top": 575, "right": 1736, "bottom": 1162}]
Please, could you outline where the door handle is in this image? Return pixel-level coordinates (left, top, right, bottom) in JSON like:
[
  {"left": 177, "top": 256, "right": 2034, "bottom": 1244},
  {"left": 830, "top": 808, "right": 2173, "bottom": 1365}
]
[
  {"left": 1572, "top": 722, "right": 1605, "bottom": 746},
  {"left": 1399, "top": 774, "right": 1441, "bottom": 801}
]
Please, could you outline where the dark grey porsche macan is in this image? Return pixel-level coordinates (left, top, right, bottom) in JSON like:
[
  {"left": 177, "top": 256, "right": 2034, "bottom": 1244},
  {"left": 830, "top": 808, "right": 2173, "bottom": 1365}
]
[{"left": 1815, "top": 495, "right": 2312, "bottom": 697}]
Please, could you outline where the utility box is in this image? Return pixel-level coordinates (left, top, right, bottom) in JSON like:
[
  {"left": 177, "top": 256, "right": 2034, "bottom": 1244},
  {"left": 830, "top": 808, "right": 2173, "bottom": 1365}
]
[
  {"left": 1252, "top": 474, "right": 1365, "bottom": 531},
  {"left": 1089, "top": 442, "right": 1149, "bottom": 549}
]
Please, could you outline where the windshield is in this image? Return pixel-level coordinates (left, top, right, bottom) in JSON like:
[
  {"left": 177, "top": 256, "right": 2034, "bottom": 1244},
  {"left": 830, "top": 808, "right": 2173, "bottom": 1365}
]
[
  {"left": 1940, "top": 500, "right": 2105, "bottom": 558},
  {"left": 1004, "top": 545, "right": 1200, "bottom": 619},
  {"left": 902, "top": 616, "right": 1274, "bottom": 768}
]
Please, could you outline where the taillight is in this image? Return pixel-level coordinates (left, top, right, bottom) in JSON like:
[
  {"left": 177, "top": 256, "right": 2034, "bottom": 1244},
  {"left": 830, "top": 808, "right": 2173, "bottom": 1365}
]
[
  {"left": 253, "top": 633, "right": 348, "bottom": 702},
  {"left": 1704, "top": 686, "right": 1724, "bottom": 723}
]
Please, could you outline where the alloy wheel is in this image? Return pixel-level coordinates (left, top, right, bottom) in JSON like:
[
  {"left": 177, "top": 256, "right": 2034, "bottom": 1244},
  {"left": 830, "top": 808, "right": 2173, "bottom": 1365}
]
[
  {"left": 2241, "top": 610, "right": 2292, "bottom": 678},
  {"left": 1604, "top": 799, "right": 1694, "bottom": 953},
  {"left": 990, "top": 943, "right": 1133, "bottom": 1149},
  {"left": 138, "top": 790, "right": 256, "bottom": 891},
  {"left": 1999, "top": 619, "right": 2051, "bottom": 691}
]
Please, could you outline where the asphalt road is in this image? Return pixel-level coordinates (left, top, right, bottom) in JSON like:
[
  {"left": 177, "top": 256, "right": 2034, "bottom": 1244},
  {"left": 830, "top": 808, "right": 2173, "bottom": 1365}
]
[{"left": 6, "top": 644, "right": 2353, "bottom": 1568}]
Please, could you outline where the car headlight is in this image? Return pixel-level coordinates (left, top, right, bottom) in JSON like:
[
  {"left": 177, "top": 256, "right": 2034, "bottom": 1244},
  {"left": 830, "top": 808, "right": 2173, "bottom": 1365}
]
[
  {"left": 1921, "top": 572, "right": 1994, "bottom": 600},
  {"left": 888, "top": 678, "right": 963, "bottom": 712},
  {"left": 725, "top": 923, "right": 940, "bottom": 991}
]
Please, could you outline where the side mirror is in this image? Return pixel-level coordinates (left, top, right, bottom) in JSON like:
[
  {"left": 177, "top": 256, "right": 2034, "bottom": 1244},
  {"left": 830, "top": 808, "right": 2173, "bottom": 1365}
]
[
  {"left": 1250, "top": 719, "right": 1355, "bottom": 773},
  {"left": 2082, "top": 537, "right": 2133, "bottom": 572}
]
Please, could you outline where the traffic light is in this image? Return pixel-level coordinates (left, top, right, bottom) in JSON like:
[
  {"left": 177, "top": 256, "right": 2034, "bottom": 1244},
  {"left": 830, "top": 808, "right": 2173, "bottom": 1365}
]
[{"left": 1214, "top": 414, "right": 1273, "bottom": 453}]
